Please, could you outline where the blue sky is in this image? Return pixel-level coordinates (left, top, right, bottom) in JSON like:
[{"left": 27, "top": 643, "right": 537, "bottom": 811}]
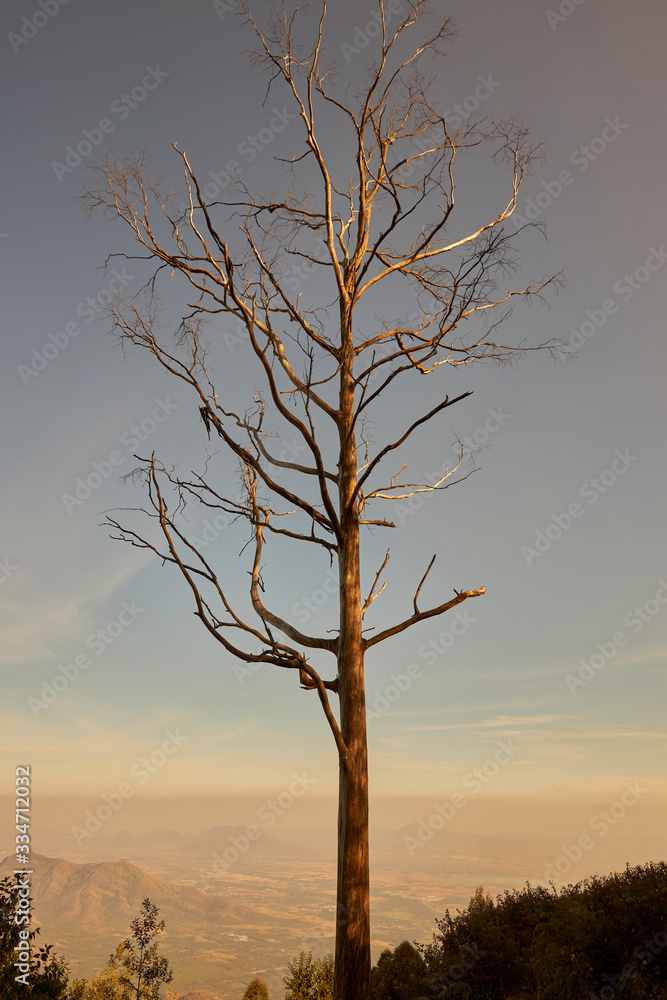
[{"left": 1, "top": 0, "right": 665, "bottom": 845}]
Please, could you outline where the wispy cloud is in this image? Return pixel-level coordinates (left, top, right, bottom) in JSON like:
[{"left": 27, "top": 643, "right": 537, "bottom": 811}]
[
  {"left": 207, "top": 721, "right": 257, "bottom": 744},
  {"left": 0, "top": 703, "right": 198, "bottom": 755},
  {"left": 0, "top": 385, "right": 164, "bottom": 666},
  {"left": 614, "top": 648, "right": 667, "bottom": 668},
  {"left": 563, "top": 729, "right": 667, "bottom": 740},
  {"left": 472, "top": 664, "right": 572, "bottom": 679},
  {"left": 401, "top": 714, "right": 576, "bottom": 733},
  {"left": 374, "top": 736, "right": 412, "bottom": 749},
  {"left": 0, "top": 548, "right": 151, "bottom": 666}
]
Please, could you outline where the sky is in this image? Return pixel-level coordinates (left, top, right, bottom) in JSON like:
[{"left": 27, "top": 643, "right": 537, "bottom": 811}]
[{"left": 1, "top": 0, "right": 666, "bottom": 857}]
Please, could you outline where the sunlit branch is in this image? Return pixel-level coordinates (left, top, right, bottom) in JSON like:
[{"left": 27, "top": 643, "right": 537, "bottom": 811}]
[
  {"left": 361, "top": 548, "right": 390, "bottom": 618},
  {"left": 365, "top": 587, "right": 486, "bottom": 649}
]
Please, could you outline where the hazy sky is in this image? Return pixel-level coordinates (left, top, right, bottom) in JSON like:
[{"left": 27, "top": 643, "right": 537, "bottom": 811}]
[{"left": 1, "top": 0, "right": 666, "bottom": 850}]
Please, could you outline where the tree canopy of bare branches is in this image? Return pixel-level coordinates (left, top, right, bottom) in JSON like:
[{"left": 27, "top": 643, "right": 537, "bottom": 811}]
[{"left": 80, "top": 3, "right": 560, "bottom": 997}]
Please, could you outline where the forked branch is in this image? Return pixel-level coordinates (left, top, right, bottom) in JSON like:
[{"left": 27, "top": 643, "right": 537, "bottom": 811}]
[
  {"left": 361, "top": 548, "right": 390, "bottom": 618},
  {"left": 365, "top": 586, "right": 485, "bottom": 649}
]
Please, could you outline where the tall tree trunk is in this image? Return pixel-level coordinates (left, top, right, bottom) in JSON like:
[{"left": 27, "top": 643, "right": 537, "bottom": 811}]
[
  {"left": 335, "top": 540, "right": 370, "bottom": 999},
  {"left": 334, "top": 322, "right": 371, "bottom": 1000}
]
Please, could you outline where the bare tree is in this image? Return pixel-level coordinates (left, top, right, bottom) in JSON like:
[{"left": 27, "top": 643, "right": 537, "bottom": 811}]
[{"left": 80, "top": 3, "right": 559, "bottom": 997}]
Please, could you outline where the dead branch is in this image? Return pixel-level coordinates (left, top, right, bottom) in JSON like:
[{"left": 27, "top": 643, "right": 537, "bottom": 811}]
[
  {"left": 413, "top": 554, "right": 437, "bottom": 615},
  {"left": 361, "top": 548, "right": 390, "bottom": 618},
  {"left": 365, "top": 586, "right": 486, "bottom": 649}
]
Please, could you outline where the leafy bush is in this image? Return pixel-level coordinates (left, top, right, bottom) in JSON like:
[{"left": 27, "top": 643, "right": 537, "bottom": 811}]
[{"left": 378, "top": 863, "right": 667, "bottom": 999}]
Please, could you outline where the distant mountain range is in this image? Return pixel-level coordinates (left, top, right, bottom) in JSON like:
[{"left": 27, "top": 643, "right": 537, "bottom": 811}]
[
  {"left": 2, "top": 826, "right": 661, "bottom": 999},
  {"left": 0, "top": 853, "right": 303, "bottom": 998},
  {"left": 21, "top": 823, "right": 337, "bottom": 866},
  {"left": 22, "top": 821, "right": 574, "bottom": 867},
  {"left": 0, "top": 852, "right": 264, "bottom": 929}
]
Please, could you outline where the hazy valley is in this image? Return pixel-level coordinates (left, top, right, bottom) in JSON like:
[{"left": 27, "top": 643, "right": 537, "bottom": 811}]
[{"left": 2, "top": 823, "right": 663, "bottom": 998}]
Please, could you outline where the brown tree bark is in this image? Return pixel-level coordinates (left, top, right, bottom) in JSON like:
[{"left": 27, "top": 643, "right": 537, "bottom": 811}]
[{"left": 335, "top": 315, "right": 371, "bottom": 997}]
